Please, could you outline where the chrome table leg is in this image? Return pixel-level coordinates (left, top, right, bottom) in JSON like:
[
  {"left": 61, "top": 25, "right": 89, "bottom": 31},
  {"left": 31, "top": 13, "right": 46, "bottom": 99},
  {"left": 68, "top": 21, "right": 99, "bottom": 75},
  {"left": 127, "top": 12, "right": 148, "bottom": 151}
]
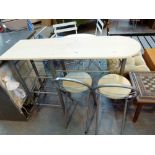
[
  {"left": 49, "top": 60, "right": 65, "bottom": 113},
  {"left": 120, "top": 99, "right": 128, "bottom": 135}
]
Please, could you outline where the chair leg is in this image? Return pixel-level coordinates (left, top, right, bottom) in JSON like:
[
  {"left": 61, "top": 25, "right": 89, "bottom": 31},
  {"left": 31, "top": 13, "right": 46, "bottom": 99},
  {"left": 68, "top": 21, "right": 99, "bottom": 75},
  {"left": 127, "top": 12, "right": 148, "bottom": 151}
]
[
  {"left": 64, "top": 94, "right": 78, "bottom": 128},
  {"left": 133, "top": 104, "right": 143, "bottom": 123},
  {"left": 120, "top": 99, "right": 128, "bottom": 135}
]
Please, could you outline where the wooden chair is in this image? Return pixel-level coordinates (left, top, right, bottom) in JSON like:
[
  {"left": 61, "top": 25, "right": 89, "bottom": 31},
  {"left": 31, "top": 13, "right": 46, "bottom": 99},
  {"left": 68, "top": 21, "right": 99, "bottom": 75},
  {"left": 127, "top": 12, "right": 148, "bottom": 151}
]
[
  {"left": 94, "top": 74, "right": 138, "bottom": 134},
  {"left": 54, "top": 72, "right": 96, "bottom": 133}
]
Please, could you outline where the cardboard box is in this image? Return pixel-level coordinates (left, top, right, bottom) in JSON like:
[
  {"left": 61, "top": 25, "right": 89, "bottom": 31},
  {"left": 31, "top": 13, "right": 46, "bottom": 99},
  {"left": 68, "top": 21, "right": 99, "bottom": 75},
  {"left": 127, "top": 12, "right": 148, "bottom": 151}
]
[{"left": 41, "top": 19, "right": 53, "bottom": 26}]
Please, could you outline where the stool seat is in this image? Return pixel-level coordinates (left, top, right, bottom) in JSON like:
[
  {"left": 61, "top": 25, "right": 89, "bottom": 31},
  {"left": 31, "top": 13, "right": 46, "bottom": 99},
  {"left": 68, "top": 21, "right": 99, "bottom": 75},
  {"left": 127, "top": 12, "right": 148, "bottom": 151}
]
[
  {"left": 98, "top": 74, "right": 131, "bottom": 99},
  {"left": 63, "top": 72, "right": 92, "bottom": 93}
]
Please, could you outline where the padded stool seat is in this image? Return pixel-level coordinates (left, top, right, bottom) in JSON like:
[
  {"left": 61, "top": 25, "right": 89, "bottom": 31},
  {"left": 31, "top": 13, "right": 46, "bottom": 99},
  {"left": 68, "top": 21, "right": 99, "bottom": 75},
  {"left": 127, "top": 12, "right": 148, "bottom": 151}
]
[
  {"left": 63, "top": 72, "right": 92, "bottom": 93},
  {"left": 98, "top": 74, "right": 131, "bottom": 99}
]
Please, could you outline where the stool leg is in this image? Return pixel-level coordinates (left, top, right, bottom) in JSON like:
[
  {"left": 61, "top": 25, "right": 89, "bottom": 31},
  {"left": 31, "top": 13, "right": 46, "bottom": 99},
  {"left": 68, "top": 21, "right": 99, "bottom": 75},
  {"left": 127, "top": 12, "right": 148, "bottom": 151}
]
[
  {"left": 95, "top": 100, "right": 99, "bottom": 135},
  {"left": 133, "top": 104, "right": 143, "bottom": 123},
  {"left": 120, "top": 99, "right": 128, "bottom": 135},
  {"left": 85, "top": 92, "right": 97, "bottom": 134},
  {"left": 65, "top": 93, "right": 78, "bottom": 128},
  {"left": 85, "top": 98, "right": 92, "bottom": 134},
  {"left": 95, "top": 95, "right": 100, "bottom": 135}
]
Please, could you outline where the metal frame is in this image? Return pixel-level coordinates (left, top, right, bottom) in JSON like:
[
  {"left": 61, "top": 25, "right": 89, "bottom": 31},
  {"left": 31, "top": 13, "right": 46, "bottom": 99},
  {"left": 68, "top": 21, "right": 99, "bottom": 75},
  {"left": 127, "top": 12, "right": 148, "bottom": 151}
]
[
  {"left": 30, "top": 60, "right": 43, "bottom": 86},
  {"left": 9, "top": 61, "right": 33, "bottom": 102},
  {"left": 49, "top": 61, "right": 65, "bottom": 113},
  {"left": 54, "top": 77, "right": 96, "bottom": 133},
  {"left": 8, "top": 60, "right": 35, "bottom": 118},
  {"left": 9, "top": 59, "right": 65, "bottom": 114},
  {"left": 94, "top": 84, "right": 139, "bottom": 134},
  {"left": 85, "top": 58, "right": 122, "bottom": 74}
]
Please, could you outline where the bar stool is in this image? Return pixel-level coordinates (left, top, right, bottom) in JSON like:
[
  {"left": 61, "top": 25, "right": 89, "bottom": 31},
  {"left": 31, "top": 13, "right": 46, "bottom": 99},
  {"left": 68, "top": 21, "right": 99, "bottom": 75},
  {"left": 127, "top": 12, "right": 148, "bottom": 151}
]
[
  {"left": 94, "top": 74, "right": 138, "bottom": 134},
  {"left": 54, "top": 72, "right": 96, "bottom": 133}
]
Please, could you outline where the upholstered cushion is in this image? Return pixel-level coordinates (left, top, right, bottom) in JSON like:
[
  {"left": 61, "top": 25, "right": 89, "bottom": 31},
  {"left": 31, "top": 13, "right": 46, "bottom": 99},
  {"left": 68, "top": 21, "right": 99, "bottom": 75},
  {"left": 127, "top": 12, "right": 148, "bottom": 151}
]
[
  {"left": 63, "top": 72, "right": 92, "bottom": 93},
  {"left": 125, "top": 65, "right": 150, "bottom": 72},
  {"left": 134, "top": 55, "right": 145, "bottom": 66},
  {"left": 126, "top": 57, "right": 135, "bottom": 65},
  {"left": 107, "top": 59, "right": 120, "bottom": 71},
  {"left": 107, "top": 52, "right": 150, "bottom": 74}
]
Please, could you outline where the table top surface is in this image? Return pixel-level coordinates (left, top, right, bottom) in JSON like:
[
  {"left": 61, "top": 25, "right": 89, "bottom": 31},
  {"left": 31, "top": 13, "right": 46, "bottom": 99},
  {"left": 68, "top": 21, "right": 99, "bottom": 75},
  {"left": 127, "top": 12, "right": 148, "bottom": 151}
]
[
  {"left": 0, "top": 30, "right": 35, "bottom": 56},
  {"left": 0, "top": 34, "right": 141, "bottom": 60},
  {"left": 129, "top": 72, "right": 155, "bottom": 103}
]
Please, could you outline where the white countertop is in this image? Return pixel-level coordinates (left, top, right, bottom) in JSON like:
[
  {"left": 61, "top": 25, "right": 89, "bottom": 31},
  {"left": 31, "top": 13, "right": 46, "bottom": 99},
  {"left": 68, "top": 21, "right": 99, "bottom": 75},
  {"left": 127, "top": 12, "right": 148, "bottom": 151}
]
[{"left": 0, "top": 35, "right": 141, "bottom": 60}]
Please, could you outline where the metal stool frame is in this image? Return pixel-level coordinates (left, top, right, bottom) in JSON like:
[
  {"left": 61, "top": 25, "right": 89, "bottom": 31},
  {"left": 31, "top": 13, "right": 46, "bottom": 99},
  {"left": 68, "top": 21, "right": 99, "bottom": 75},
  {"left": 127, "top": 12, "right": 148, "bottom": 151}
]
[
  {"left": 54, "top": 77, "right": 97, "bottom": 133},
  {"left": 93, "top": 84, "right": 139, "bottom": 134}
]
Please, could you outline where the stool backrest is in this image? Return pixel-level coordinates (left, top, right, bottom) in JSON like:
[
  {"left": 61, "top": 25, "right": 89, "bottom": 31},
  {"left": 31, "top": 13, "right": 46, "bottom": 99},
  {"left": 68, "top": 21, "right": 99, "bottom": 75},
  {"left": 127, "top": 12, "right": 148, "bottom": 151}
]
[
  {"left": 52, "top": 21, "right": 77, "bottom": 37},
  {"left": 94, "top": 84, "right": 139, "bottom": 100},
  {"left": 54, "top": 77, "right": 91, "bottom": 93},
  {"left": 95, "top": 19, "right": 104, "bottom": 35}
]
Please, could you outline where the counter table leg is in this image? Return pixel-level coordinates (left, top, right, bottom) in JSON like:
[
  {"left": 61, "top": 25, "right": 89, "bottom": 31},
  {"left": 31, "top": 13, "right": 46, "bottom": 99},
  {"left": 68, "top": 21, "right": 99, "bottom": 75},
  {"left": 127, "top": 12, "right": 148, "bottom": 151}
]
[
  {"left": 60, "top": 60, "right": 67, "bottom": 76},
  {"left": 30, "top": 60, "right": 43, "bottom": 86},
  {"left": 49, "top": 60, "right": 65, "bottom": 113}
]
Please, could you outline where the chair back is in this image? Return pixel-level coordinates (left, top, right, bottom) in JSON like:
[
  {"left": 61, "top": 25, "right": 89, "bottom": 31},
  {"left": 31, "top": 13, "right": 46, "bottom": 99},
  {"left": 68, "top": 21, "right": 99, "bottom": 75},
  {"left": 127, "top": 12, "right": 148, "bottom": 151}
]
[
  {"left": 94, "top": 84, "right": 139, "bottom": 100},
  {"left": 95, "top": 19, "right": 104, "bottom": 35},
  {"left": 54, "top": 77, "right": 91, "bottom": 94},
  {"left": 52, "top": 21, "right": 77, "bottom": 37}
]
